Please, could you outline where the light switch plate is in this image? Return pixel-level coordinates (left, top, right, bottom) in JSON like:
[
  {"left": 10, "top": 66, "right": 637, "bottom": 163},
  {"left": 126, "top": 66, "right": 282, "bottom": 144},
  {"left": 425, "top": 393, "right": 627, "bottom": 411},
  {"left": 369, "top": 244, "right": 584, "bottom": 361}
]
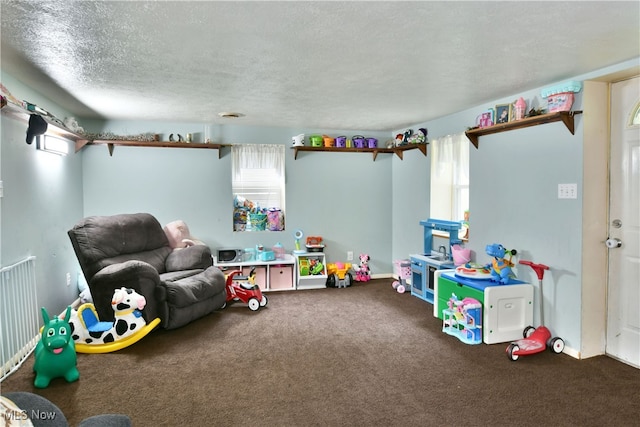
[{"left": 558, "top": 183, "right": 577, "bottom": 199}]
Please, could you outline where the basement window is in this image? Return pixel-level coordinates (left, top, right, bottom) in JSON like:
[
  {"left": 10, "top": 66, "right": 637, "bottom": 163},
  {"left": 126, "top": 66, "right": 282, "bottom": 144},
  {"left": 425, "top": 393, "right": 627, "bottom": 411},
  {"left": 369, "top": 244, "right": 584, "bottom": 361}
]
[{"left": 232, "top": 144, "right": 285, "bottom": 232}]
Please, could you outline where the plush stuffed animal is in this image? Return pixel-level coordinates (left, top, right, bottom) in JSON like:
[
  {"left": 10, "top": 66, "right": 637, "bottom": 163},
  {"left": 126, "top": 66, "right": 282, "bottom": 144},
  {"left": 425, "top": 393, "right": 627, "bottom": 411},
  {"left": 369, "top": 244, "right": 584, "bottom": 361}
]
[
  {"left": 33, "top": 306, "right": 79, "bottom": 388},
  {"left": 163, "top": 220, "right": 205, "bottom": 249},
  {"left": 355, "top": 254, "right": 371, "bottom": 282}
]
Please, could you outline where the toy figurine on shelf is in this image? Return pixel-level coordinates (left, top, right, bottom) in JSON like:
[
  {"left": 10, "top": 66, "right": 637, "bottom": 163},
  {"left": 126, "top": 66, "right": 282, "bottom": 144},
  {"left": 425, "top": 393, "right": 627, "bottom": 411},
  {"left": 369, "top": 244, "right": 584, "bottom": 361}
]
[
  {"left": 485, "top": 243, "right": 517, "bottom": 284},
  {"left": 354, "top": 253, "right": 371, "bottom": 282}
]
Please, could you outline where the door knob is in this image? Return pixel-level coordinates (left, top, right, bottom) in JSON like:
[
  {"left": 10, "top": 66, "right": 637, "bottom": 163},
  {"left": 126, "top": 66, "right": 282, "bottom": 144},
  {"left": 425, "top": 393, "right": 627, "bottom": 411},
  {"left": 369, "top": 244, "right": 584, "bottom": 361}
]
[{"left": 605, "top": 238, "right": 622, "bottom": 248}]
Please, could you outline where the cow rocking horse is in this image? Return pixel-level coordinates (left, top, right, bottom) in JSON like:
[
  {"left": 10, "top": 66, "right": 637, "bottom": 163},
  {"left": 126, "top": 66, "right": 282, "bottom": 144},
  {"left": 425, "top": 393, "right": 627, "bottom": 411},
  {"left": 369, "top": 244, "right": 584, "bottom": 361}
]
[{"left": 66, "top": 287, "right": 160, "bottom": 353}]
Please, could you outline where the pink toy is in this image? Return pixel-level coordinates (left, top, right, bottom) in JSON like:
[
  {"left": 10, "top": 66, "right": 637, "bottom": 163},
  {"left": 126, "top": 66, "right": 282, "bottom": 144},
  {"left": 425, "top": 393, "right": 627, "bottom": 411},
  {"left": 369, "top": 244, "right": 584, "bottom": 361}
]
[
  {"left": 391, "top": 259, "right": 411, "bottom": 293},
  {"left": 354, "top": 254, "right": 371, "bottom": 282},
  {"left": 163, "top": 220, "right": 205, "bottom": 249},
  {"left": 506, "top": 260, "right": 565, "bottom": 361}
]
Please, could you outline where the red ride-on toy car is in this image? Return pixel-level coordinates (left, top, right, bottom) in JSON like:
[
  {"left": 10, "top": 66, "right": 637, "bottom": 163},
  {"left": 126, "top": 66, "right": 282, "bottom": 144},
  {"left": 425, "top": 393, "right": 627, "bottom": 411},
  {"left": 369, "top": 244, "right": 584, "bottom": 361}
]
[
  {"left": 224, "top": 268, "right": 268, "bottom": 311},
  {"left": 506, "top": 260, "right": 564, "bottom": 361}
]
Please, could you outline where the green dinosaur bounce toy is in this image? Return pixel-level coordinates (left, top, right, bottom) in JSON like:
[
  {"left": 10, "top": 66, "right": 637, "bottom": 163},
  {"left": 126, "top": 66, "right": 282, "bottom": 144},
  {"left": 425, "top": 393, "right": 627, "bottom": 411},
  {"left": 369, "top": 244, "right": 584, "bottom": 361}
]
[{"left": 33, "top": 306, "right": 79, "bottom": 388}]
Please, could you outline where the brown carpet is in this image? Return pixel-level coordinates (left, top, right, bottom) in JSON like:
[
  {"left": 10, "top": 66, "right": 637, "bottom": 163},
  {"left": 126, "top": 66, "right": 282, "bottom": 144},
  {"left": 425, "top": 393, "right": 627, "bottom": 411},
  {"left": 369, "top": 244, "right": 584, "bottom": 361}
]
[{"left": 2, "top": 279, "right": 639, "bottom": 426}]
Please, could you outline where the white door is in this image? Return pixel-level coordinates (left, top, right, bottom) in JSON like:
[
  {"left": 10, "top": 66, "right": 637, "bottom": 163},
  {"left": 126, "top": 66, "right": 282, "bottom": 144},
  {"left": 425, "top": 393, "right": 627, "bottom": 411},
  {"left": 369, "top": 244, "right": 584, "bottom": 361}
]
[{"left": 606, "top": 76, "right": 640, "bottom": 368}]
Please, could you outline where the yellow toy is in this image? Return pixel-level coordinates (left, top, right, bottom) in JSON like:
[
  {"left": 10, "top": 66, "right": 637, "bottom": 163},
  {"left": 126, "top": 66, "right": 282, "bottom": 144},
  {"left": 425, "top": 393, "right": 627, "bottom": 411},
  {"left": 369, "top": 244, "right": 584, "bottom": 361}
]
[{"left": 326, "top": 262, "right": 353, "bottom": 288}]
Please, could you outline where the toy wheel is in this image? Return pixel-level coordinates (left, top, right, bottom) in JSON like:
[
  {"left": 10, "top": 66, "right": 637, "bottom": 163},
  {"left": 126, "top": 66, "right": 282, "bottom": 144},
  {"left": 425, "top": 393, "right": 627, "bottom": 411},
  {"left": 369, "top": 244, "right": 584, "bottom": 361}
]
[
  {"left": 345, "top": 273, "right": 353, "bottom": 287},
  {"left": 397, "top": 285, "right": 405, "bottom": 294},
  {"left": 260, "top": 295, "right": 268, "bottom": 307},
  {"left": 392, "top": 280, "right": 399, "bottom": 289},
  {"left": 248, "top": 298, "right": 260, "bottom": 311},
  {"left": 507, "top": 343, "right": 520, "bottom": 361},
  {"left": 523, "top": 326, "right": 536, "bottom": 338},
  {"left": 221, "top": 303, "right": 227, "bottom": 309},
  {"left": 326, "top": 274, "right": 335, "bottom": 288},
  {"left": 549, "top": 337, "right": 565, "bottom": 354}
]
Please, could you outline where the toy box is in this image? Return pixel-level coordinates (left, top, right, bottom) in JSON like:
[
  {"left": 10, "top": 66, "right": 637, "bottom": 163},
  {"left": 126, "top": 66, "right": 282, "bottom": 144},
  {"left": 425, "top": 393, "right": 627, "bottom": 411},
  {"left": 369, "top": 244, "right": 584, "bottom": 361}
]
[{"left": 435, "top": 271, "right": 534, "bottom": 344}]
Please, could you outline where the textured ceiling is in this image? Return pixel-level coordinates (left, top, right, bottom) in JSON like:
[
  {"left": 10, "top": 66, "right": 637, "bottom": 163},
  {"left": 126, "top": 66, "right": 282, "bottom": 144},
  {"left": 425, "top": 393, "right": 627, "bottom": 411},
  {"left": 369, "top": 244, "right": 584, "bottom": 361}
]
[{"left": 1, "top": 1, "right": 639, "bottom": 131}]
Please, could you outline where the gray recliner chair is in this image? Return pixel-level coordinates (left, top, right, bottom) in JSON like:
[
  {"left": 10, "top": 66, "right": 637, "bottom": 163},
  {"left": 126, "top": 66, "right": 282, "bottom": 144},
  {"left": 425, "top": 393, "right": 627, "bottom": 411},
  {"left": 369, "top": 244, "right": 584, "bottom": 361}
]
[{"left": 68, "top": 213, "right": 226, "bottom": 330}]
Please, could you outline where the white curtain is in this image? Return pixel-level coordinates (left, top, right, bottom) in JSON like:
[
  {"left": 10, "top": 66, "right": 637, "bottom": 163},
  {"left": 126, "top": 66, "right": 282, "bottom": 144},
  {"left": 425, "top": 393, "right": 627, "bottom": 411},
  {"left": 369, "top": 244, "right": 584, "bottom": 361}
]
[
  {"left": 430, "top": 132, "right": 469, "bottom": 221},
  {"left": 232, "top": 144, "right": 286, "bottom": 223},
  {"left": 232, "top": 144, "right": 285, "bottom": 182}
]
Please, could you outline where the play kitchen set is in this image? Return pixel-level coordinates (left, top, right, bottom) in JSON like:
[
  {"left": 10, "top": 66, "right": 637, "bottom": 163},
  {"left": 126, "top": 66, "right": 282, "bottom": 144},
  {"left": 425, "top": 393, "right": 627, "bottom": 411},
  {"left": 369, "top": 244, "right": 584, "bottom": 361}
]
[{"left": 410, "top": 219, "right": 464, "bottom": 304}]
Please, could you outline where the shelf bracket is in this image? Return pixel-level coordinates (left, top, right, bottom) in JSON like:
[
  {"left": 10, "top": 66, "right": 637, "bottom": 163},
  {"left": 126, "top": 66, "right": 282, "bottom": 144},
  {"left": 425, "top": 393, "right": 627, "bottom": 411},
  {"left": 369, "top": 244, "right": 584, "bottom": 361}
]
[
  {"left": 75, "top": 139, "right": 90, "bottom": 153},
  {"left": 560, "top": 112, "right": 576, "bottom": 135}
]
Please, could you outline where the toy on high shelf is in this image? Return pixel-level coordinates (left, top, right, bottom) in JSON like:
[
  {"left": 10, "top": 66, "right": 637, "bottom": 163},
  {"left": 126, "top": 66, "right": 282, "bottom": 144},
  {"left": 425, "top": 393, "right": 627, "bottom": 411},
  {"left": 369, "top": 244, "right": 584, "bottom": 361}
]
[
  {"left": 354, "top": 253, "right": 371, "bottom": 282},
  {"left": 485, "top": 243, "right": 517, "bottom": 284}
]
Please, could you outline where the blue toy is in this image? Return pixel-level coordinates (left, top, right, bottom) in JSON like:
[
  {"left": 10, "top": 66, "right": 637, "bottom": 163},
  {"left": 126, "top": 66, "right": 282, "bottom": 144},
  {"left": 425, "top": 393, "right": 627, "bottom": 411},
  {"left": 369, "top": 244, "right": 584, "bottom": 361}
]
[
  {"left": 485, "top": 243, "right": 517, "bottom": 284},
  {"left": 33, "top": 306, "right": 79, "bottom": 388}
]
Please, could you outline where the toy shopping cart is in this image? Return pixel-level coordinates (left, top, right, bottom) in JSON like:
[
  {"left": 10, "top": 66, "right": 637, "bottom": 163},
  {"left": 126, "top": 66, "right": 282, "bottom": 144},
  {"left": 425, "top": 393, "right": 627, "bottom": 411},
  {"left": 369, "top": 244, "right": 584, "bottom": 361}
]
[{"left": 392, "top": 259, "right": 412, "bottom": 293}]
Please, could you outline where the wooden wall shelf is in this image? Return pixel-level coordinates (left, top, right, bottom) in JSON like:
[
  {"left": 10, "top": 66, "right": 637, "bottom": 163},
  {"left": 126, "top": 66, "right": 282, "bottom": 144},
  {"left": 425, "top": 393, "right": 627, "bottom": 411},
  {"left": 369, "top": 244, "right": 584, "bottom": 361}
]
[
  {"left": 464, "top": 110, "right": 583, "bottom": 148},
  {"left": 1, "top": 102, "right": 85, "bottom": 143},
  {"left": 76, "top": 139, "right": 231, "bottom": 157},
  {"left": 292, "top": 142, "right": 427, "bottom": 161}
]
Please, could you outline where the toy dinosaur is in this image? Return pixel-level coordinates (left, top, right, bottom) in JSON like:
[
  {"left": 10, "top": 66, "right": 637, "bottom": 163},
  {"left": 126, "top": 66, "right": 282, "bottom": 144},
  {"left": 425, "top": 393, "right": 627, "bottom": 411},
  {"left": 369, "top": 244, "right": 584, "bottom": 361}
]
[
  {"left": 33, "top": 306, "right": 79, "bottom": 388},
  {"left": 485, "top": 243, "right": 517, "bottom": 284}
]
